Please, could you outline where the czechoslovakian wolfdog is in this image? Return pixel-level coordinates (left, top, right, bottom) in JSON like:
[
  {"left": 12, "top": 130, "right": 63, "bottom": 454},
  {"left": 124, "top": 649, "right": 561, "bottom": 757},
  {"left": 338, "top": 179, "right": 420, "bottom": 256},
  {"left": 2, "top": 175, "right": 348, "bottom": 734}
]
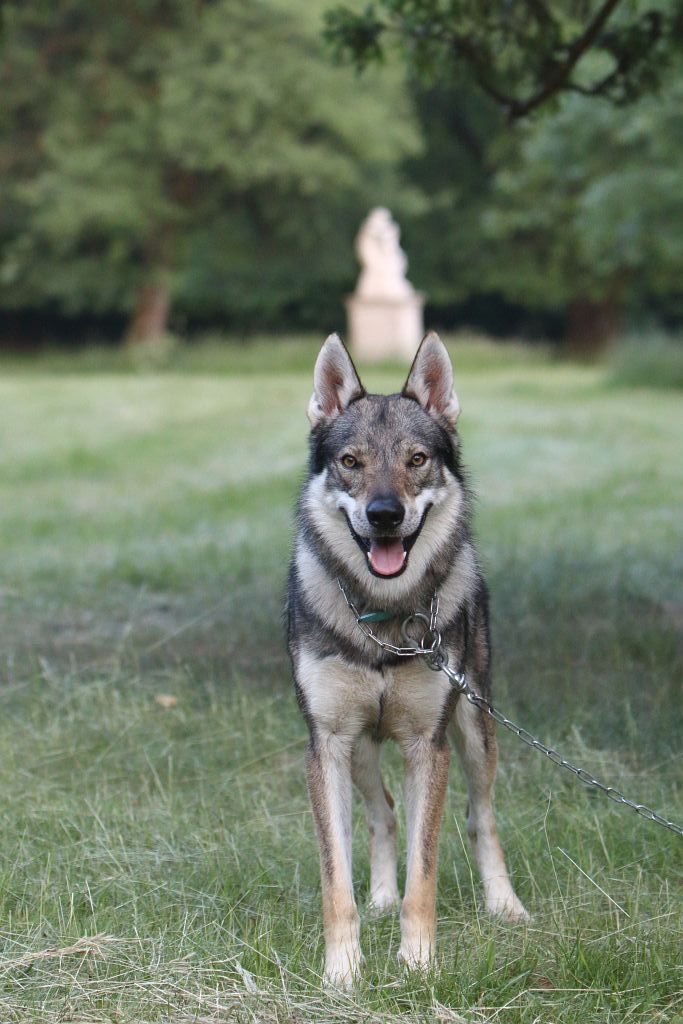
[{"left": 287, "top": 332, "right": 528, "bottom": 986}]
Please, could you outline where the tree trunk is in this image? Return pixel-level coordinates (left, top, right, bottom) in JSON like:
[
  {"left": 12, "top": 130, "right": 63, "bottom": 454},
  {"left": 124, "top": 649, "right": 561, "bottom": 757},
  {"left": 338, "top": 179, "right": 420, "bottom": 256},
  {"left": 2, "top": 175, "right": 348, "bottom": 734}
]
[
  {"left": 125, "top": 280, "right": 171, "bottom": 347},
  {"left": 565, "top": 294, "right": 621, "bottom": 360}
]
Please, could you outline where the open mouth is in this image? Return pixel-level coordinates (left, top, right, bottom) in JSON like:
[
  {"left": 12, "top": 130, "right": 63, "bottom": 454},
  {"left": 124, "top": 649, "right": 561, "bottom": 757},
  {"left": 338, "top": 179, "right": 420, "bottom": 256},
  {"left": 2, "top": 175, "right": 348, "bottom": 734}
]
[{"left": 343, "top": 506, "right": 431, "bottom": 579}]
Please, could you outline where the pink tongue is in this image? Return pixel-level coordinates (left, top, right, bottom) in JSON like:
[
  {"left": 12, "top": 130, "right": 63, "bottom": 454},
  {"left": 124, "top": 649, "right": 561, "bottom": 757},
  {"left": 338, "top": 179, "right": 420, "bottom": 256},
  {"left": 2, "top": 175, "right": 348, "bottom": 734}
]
[{"left": 369, "top": 538, "right": 406, "bottom": 576}]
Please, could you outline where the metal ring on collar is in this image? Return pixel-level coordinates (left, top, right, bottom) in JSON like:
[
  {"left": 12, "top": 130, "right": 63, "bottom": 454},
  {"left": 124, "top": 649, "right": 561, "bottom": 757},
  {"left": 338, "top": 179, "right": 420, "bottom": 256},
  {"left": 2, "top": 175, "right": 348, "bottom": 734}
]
[
  {"left": 422, "top": 628, "right": 441, "bottom": 653},
  {"left": 401, "top": 612, "right": 430, "bottom": 648},
  {"left": 425, "top": 647, "right": 449, "bottom": 672}
]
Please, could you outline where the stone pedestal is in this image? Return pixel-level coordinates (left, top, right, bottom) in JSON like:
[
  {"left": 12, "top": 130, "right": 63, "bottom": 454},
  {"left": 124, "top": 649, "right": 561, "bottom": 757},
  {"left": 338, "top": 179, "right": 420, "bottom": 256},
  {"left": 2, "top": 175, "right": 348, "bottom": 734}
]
[{"left": 346, "top": 293, "right": 425, "bottom": 362}]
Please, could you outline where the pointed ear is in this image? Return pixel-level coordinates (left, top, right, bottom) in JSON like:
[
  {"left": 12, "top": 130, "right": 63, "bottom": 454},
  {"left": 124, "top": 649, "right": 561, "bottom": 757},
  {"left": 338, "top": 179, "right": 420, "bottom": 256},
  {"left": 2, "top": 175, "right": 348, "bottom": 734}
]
[
  {"left": 307, "top": 333, "right": 365, "bottom": 427},
  {"left": 402, "top": 332, "right": 460, "bottom": 429}
]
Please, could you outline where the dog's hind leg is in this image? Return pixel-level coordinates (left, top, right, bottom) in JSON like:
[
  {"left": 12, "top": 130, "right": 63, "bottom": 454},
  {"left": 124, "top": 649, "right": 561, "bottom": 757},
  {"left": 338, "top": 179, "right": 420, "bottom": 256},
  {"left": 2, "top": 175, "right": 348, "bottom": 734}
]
[
  {"left": 398, "top": 735, "right": 451, "bottom": 968},
  {"left": 352, "top": 734, "right": 399, "bottom": 914},
  {"left": 306, "top": 734, "right": 361, "bottom": 987},
  {"left": 449, "top": 698, "right": 529, "bottom": 921}
]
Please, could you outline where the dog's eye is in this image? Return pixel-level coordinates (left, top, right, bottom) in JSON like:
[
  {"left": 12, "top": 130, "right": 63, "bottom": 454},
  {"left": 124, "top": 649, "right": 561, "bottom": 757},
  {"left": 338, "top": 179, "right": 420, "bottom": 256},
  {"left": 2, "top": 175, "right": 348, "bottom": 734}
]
[
  {"left": 410, "top": 452, "right": 427, "bottom": 467},
  {"left": 341, "top": 454, "right": 357, "bottom": 469}
]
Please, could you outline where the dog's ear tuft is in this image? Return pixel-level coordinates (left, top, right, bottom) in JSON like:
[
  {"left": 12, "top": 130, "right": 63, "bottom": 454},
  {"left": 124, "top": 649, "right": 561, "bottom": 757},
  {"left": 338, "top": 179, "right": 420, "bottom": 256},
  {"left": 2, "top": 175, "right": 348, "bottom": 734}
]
[
  {"left": 307, "top": 333, "right": 365, "bottom": 427},
  {"left": 402, "top": 331, "right": 460, "bottom": 429}
]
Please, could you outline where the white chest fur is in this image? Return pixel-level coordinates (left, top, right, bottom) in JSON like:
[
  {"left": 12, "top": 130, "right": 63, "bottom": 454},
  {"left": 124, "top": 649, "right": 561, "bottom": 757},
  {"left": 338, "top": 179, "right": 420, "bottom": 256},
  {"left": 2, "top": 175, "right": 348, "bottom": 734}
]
[{"left": 296, "top": 647, "right": 453, "bottom": 747}]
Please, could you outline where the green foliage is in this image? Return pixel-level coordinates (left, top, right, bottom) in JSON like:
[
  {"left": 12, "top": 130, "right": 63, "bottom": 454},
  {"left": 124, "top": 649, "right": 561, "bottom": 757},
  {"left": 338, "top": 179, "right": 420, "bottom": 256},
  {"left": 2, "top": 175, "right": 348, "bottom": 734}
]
[
  {"left": 3, "top": 0, "right": 683, "bottom": 342},
  {"left": 321, "top": 0, "right": 683, "bottom": 346},
  {"left": 325, "top": 0, "right": 683, "bottom": 119},
  {"left": 483, "top": 76, "right": 683, "bottom": 311},
  {"left": 397, "top": 76, "right": 504, "bottom": 310},
  {"left": 0, "top": 0, "right": 419, "bottom": 329}
]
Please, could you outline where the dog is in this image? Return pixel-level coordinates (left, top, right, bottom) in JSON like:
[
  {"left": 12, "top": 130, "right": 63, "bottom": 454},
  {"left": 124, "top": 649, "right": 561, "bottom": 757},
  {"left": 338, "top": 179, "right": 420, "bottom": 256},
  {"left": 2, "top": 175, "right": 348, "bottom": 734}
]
[{"left": 287, "top": 331, "right": 528, "bottom": 986}]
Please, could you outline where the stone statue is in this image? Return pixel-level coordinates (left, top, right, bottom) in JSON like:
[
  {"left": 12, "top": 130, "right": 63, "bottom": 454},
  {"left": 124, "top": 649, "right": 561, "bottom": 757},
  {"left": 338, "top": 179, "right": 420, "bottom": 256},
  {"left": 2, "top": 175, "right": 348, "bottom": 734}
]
[
  {"left": 355, "top": 207, "right": 414, "bottom": 301},
  {"left": 346, "top": 207, "right": 424, "bottom": 361}
]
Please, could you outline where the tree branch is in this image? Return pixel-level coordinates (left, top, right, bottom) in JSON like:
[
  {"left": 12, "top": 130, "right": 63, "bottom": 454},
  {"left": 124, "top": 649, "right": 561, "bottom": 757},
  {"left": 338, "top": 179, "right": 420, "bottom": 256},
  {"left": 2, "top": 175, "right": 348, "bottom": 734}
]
[
  {"left": 503, "top": 0, "right": 624, "bottom": 118},
  {"left": 397, "top": 1, "right": 627, "bottom": 118},
  {"left": 327, "top": 0, "right": 664, "bottom": 119}
]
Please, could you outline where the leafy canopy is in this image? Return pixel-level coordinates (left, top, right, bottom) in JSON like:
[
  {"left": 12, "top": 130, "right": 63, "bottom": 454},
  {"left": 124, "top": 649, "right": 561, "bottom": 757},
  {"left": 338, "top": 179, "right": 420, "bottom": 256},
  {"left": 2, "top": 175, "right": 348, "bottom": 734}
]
[
  {"left": 0, "top": 0, "right": 419, "bottom": 324},
  {"left": 325, "top": 0, "right": 683, "bottom": 119},
  {"left": 484, "top": 74, "right": 683, "bottom": 307}
]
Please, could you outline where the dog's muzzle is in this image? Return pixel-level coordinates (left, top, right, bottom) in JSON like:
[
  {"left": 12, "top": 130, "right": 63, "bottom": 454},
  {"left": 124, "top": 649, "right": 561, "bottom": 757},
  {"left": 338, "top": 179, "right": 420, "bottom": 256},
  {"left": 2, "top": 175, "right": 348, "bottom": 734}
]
[{"left": 343, "top": 505, "right": 432, "bottom": 579}]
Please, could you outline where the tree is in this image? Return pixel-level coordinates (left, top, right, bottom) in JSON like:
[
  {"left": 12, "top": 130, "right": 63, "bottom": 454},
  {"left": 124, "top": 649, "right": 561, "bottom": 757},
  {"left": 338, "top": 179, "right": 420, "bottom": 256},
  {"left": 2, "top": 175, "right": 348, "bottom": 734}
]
[
  {"left": 395, "top": 74, "right": 502, "bottom": 321},
  {"left": 325, "top": 0, "right": 683, "bottom": 121},
  {"left": 483, "top": 74, "right": 683, "bottom": 353},
  {"left": 0, "top": 0, "right": 419, "bottom": 344},
  {"left": 325, "top": 0, "right": 683, "bottom": 350}
]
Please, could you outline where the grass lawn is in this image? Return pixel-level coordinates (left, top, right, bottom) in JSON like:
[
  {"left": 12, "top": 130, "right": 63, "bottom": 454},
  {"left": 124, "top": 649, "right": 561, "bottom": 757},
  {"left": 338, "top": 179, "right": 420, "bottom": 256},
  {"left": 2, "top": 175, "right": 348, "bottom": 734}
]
[{"left": 0, "top": 335, "right": 681, "bottom": 1023}]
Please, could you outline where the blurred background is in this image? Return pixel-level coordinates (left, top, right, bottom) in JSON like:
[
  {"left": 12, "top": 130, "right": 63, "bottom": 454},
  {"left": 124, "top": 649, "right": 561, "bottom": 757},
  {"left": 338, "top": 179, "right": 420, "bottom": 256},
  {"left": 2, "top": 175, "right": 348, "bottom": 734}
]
[{"left": 1, "top": 0, "right": 683, "bottom": 369}]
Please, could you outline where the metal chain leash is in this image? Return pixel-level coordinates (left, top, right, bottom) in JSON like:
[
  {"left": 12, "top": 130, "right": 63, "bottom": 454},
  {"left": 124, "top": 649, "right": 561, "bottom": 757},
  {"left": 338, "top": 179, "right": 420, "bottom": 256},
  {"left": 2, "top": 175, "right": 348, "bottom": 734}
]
[{"left": 337, "top": 579, "right": 683, "bottom": 838}]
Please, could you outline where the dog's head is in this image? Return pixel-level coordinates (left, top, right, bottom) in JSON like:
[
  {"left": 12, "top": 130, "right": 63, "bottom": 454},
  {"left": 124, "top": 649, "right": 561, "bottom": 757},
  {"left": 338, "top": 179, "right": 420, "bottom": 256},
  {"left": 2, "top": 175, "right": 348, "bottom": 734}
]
[{"left": 304, "top": 332, "right": 465, "bottom": 585}]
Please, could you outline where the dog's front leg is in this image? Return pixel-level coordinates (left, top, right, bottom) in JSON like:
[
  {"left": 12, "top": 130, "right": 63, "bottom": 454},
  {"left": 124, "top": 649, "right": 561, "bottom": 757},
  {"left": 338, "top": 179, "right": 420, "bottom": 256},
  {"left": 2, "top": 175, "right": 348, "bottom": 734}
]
[
  {"left": 306, "top": 732, "right": 361, "bottom": 987},
  {"left": 398, "top": 735, "right": 450, "bottom": 969}
]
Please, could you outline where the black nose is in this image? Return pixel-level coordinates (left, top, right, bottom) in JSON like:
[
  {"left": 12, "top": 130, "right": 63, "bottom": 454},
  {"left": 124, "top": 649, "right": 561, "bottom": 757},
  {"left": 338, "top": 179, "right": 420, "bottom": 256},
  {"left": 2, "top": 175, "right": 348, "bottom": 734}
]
[{"left": 366, "top": 494, "right": 405, "bottom": 530}]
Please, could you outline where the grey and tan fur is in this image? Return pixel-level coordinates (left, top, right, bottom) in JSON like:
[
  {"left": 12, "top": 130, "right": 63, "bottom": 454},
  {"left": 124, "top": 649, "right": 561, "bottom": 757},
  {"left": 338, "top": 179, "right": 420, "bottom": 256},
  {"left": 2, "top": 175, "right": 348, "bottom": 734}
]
[{"left": 287, "top": 332, "right": 528, "bottom": 987}]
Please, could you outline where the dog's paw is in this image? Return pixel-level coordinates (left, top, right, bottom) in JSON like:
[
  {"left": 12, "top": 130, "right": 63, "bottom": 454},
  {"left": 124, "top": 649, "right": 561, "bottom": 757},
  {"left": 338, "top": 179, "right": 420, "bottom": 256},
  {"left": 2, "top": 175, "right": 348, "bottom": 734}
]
[
  {"left": 398, "top": 907, "right": 435, "bottom": 970},
  {"left": 323, "top": 948, "right": 363, "bottom": 989},
  {"left": 397, "top": 925, "right": 434, "bottom": 971},
  {"left": 397, "top": 941, "right": 433, "bottom": 972},
  {"left": 367, "top": 886, "right": 400, "bottom": 917},
  {"left": 487, "top": 892, "right": 531, "bottom": 923}
]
